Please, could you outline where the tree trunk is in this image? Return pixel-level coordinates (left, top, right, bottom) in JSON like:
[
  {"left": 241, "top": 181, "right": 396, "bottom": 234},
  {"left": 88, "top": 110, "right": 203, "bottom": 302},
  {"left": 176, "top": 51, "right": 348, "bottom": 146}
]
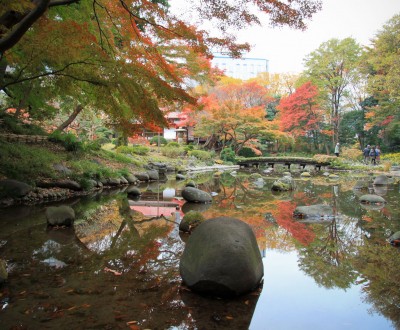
[{"left": 56, "top": 104, "right": 83, "bottom": 132}]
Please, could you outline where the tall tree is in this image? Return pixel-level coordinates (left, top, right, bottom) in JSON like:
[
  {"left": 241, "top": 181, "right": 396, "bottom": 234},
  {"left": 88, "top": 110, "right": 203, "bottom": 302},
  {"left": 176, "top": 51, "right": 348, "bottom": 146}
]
[
  {"left": 303, "top": 38, "right": 363, "bottom": 146},
  {"left": 277, "top": 81, "right": 326, "bottom": 151},
  {"left": 0, "top": 0, "right": 322, "bottom": 134},
  {"left": 0, "top": 0, "right": 322, "bottom": 54},
  {"left": 362, "top": 13, "right": 400, "bottom": 150},
  {"left": 194, "top": 80, "right": 281, "bottom": 154}
]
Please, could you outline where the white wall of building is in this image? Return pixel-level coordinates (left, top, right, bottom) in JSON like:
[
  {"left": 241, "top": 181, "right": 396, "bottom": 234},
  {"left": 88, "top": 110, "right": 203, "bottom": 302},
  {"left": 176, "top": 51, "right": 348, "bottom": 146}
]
[{"left": 212, "top": 56, "right": 269, "bottom": 80}]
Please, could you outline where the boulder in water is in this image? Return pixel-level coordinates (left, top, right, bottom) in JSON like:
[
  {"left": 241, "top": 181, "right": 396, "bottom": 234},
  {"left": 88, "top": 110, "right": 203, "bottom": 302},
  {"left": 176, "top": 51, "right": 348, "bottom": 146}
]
[
  {"left": 294, "top": 204, "right": 334, "bottom": 221},
  {"left": 359, "top": 194, "right": 386, "bottom": 204},
  {"left": 180, "top": 217, "right": 263, "bottom": 297},
  {"left": 45, "top": 205, "right": 75, "bottom": 227},
  {"left": 182, "top": 187, "right": 212, "bottom": 203}
]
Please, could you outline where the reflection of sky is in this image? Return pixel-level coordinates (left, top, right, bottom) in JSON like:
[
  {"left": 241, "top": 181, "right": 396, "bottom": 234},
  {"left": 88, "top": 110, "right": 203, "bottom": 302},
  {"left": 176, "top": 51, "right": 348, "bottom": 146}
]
[{"left": 249, "top": 250, "right": 393, "bottom": 330}]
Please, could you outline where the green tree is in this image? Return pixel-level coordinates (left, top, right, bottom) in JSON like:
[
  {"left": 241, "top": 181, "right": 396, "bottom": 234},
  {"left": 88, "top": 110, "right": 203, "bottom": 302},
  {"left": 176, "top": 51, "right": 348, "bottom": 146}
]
[
  {"left": 362, "top": 14, "right": 400, "bottom": 151},
  {"left": 303, "top": 38, "right": 363, "bottom": 147}
]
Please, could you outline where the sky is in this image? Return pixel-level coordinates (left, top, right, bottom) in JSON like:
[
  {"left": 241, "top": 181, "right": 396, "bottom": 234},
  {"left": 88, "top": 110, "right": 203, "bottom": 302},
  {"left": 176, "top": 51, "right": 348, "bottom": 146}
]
[{"left": 170, "top": 0, "right": 400, "bottom": 74}]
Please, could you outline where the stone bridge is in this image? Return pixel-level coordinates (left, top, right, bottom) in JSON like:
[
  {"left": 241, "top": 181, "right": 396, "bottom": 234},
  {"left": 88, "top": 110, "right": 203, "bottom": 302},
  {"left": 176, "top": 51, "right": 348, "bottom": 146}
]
[{"left": 236, "top": 157, "right": 331, "bottom": 170}]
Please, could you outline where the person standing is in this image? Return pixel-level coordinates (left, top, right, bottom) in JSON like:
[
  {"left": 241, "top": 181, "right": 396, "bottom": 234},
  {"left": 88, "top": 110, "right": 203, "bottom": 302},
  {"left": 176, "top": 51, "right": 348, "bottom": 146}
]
[
  {"left": 363, "top": 145, "right": 371, "bottom": 164},
  {"left": 334, "top": 143, "right": 340, "bottom": 157},
  {"left": 369, "top": 146, "right": 376, "bottom": 165},
  {"left": 375, "top": 145, "right": 381, "bottom": 164}
]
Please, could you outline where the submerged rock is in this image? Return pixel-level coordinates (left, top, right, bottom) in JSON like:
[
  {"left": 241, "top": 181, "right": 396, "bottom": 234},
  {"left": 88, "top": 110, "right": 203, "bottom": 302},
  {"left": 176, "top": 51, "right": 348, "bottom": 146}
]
[
  {"left": 180, "top": 217, "right": 263, "bottom": 297},
  {"left": 373, "top": 175, "right": 389, "bottom": 185},
  {"left": 45, "top": 205, "right": 75, "bottom": 226},
  {"left": 271, "top": 176, "right": 294, "bottom": 191},
  {"left": 294, "top": 204, "right": 334, "bottom": 220},
  {"left": 359, "top": 194, "right": 386, "bottom": 204}
]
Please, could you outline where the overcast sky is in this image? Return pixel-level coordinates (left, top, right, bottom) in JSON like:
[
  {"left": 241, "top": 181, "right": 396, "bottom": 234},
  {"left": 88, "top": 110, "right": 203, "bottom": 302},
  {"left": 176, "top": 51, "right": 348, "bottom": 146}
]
[{"left": 170, "top": 0, "right": 400, "bottom": 74}]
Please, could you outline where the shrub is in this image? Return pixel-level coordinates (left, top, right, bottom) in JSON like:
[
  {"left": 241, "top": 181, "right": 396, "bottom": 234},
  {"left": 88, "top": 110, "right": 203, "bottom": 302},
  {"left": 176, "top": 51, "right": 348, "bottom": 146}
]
[
  {"left": 238, "top": 146, "right": 258, "bottom": 158},
  {"left": 340, "top": 147, "right": 363, "bottom": 162},
  {"left": 48, "top": 130, "right": 82, "bottom": 152},
  {"left": 184, "top": 144, "right": 194, "bottom": 152},
  {"left": 116, "top": 145, "right": 150, "bottom": 155},
  {"left": 382, "top": 152, "right": 400, "bottom": 165},
  {"left": 82, "top": 140, "right": 102, "bottom": 152},
  {"left": 220, "top": 147, "right": 236, "bottom": 163},
  {"left": 188, "top": 149, "right": 213, "bottom": 160},
  {"left": 161, "top": 145, "right": 186, "bottom": 157},
  {"left": 149, "top": 136, "right": 167, "bottom": 145},
  {"left": 167, "top": 141, "right": 180, "bottom": 147}
]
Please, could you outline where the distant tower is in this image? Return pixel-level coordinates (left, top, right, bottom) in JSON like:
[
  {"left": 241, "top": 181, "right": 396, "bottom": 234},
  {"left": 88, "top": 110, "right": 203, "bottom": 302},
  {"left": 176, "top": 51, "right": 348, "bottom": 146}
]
[{"left": 212, "top": 54, "right": 269, "bottom": 80}]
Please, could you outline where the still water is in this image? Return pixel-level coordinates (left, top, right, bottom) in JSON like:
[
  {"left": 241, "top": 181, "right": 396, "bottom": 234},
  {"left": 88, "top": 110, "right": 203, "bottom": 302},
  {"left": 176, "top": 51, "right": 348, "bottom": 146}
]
[{"left": 0, "top": 169, "right": 399, "bottom": 329}]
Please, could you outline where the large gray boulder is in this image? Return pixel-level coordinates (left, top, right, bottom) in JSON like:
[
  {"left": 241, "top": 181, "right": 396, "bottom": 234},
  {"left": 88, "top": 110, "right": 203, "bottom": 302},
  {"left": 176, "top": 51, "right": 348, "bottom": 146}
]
[
  {"left": 45, "top": 205, "right": 75, "bottom": 226},
  {"left": 124, "top": 173, "right": 138, "bottom": 184},
  {"left": 180, "top": 217, "right": 263, "bottom": 297},
  {"left": 181, "top": 187, "right": 212, "bottom": 203},
  {"left": 134, "top": 172, "right": 150, "bottom": 182},
  {"left": 147, "top": 169, "right": 159, "bottom": 181},
  {"left": 0, "top": 179, "right": 33, "bottom": 198}
]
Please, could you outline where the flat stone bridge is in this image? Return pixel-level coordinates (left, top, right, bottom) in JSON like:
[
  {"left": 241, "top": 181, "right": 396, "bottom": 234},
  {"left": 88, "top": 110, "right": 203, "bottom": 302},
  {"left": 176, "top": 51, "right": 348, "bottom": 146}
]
[{"left": 236, "top": 157, "right": 331, "bottom": 170}]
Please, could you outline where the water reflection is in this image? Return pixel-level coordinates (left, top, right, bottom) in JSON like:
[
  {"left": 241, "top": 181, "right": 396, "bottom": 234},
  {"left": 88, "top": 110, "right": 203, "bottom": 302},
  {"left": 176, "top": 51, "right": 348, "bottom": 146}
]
[{"left": 0, "top": 172, "right": 399, "bottom": 329}]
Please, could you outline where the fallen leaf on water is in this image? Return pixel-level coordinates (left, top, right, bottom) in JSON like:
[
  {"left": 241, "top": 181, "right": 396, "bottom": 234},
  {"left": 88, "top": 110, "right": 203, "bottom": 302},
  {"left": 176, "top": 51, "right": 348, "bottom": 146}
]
[
  {"left": 126, "top": 321, "right": 138, "bottom": 325},
  {"left": 226, "top": 316, "right": 234, "bottom": 320},
  {"left": 104, "top": 267, "right": 122, "bottom": 276}
]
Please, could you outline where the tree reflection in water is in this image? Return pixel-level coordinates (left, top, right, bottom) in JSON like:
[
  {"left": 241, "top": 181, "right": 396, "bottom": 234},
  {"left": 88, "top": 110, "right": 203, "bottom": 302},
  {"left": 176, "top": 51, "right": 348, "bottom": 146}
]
[{"left": 0, "top": 172, "right": 399, "bottom": 329}]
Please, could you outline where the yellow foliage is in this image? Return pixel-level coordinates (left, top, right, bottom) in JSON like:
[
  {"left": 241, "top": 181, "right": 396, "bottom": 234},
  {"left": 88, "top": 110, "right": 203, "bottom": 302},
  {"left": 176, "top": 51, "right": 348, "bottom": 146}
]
[
  {"left": 365, "top": 111, "right": 376, "bottom": 119},
  {"left": 341, "top": 147, "right": 363, "bottom": 161}
]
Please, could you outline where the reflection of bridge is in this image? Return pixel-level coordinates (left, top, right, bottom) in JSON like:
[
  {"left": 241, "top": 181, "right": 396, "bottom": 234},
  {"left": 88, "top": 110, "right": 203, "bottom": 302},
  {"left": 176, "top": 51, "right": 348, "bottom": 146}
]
[{"left": 236, "top": 157, "right": 331, "bottom": 170}]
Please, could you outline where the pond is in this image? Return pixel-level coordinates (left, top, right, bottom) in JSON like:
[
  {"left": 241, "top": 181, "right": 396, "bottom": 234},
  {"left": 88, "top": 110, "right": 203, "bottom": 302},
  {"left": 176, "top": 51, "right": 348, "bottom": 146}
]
[{"left": 0, "top": 168, "right": 399, "bottom": 329}]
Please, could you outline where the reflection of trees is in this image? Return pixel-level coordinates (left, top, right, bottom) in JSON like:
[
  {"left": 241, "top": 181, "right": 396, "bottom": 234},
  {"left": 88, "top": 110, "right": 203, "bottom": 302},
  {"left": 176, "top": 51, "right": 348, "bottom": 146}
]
[
  {"left": 271, "top": 201, "right": 315, "bottom": 246},
  {"left": 298, "top": 219, "right": 359, "bottom": 289},
  {"left": 297, "top": 185, "right": 361, "bottom": 289},
  {"left": 353, "top": 241, "right": 400, "bottom": 329}
]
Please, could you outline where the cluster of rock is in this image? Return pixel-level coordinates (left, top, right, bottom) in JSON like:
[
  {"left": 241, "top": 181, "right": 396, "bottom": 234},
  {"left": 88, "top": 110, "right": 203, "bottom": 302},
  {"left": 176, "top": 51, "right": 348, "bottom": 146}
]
[{"left": 0, "top": 162, "right": 177, "bottom": 207}]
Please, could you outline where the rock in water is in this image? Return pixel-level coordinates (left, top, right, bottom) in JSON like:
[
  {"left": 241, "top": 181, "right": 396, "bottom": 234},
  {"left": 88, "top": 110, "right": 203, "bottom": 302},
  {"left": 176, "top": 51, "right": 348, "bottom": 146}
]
[
  {"left": 181, "top": 187, "right": 212, "bottom": 203},
  {"left": 180, "top": 217, "right": 263, "bottom": 297},
  {"left": 45, "top": 205, "right": 75, "bottom": 226}
]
